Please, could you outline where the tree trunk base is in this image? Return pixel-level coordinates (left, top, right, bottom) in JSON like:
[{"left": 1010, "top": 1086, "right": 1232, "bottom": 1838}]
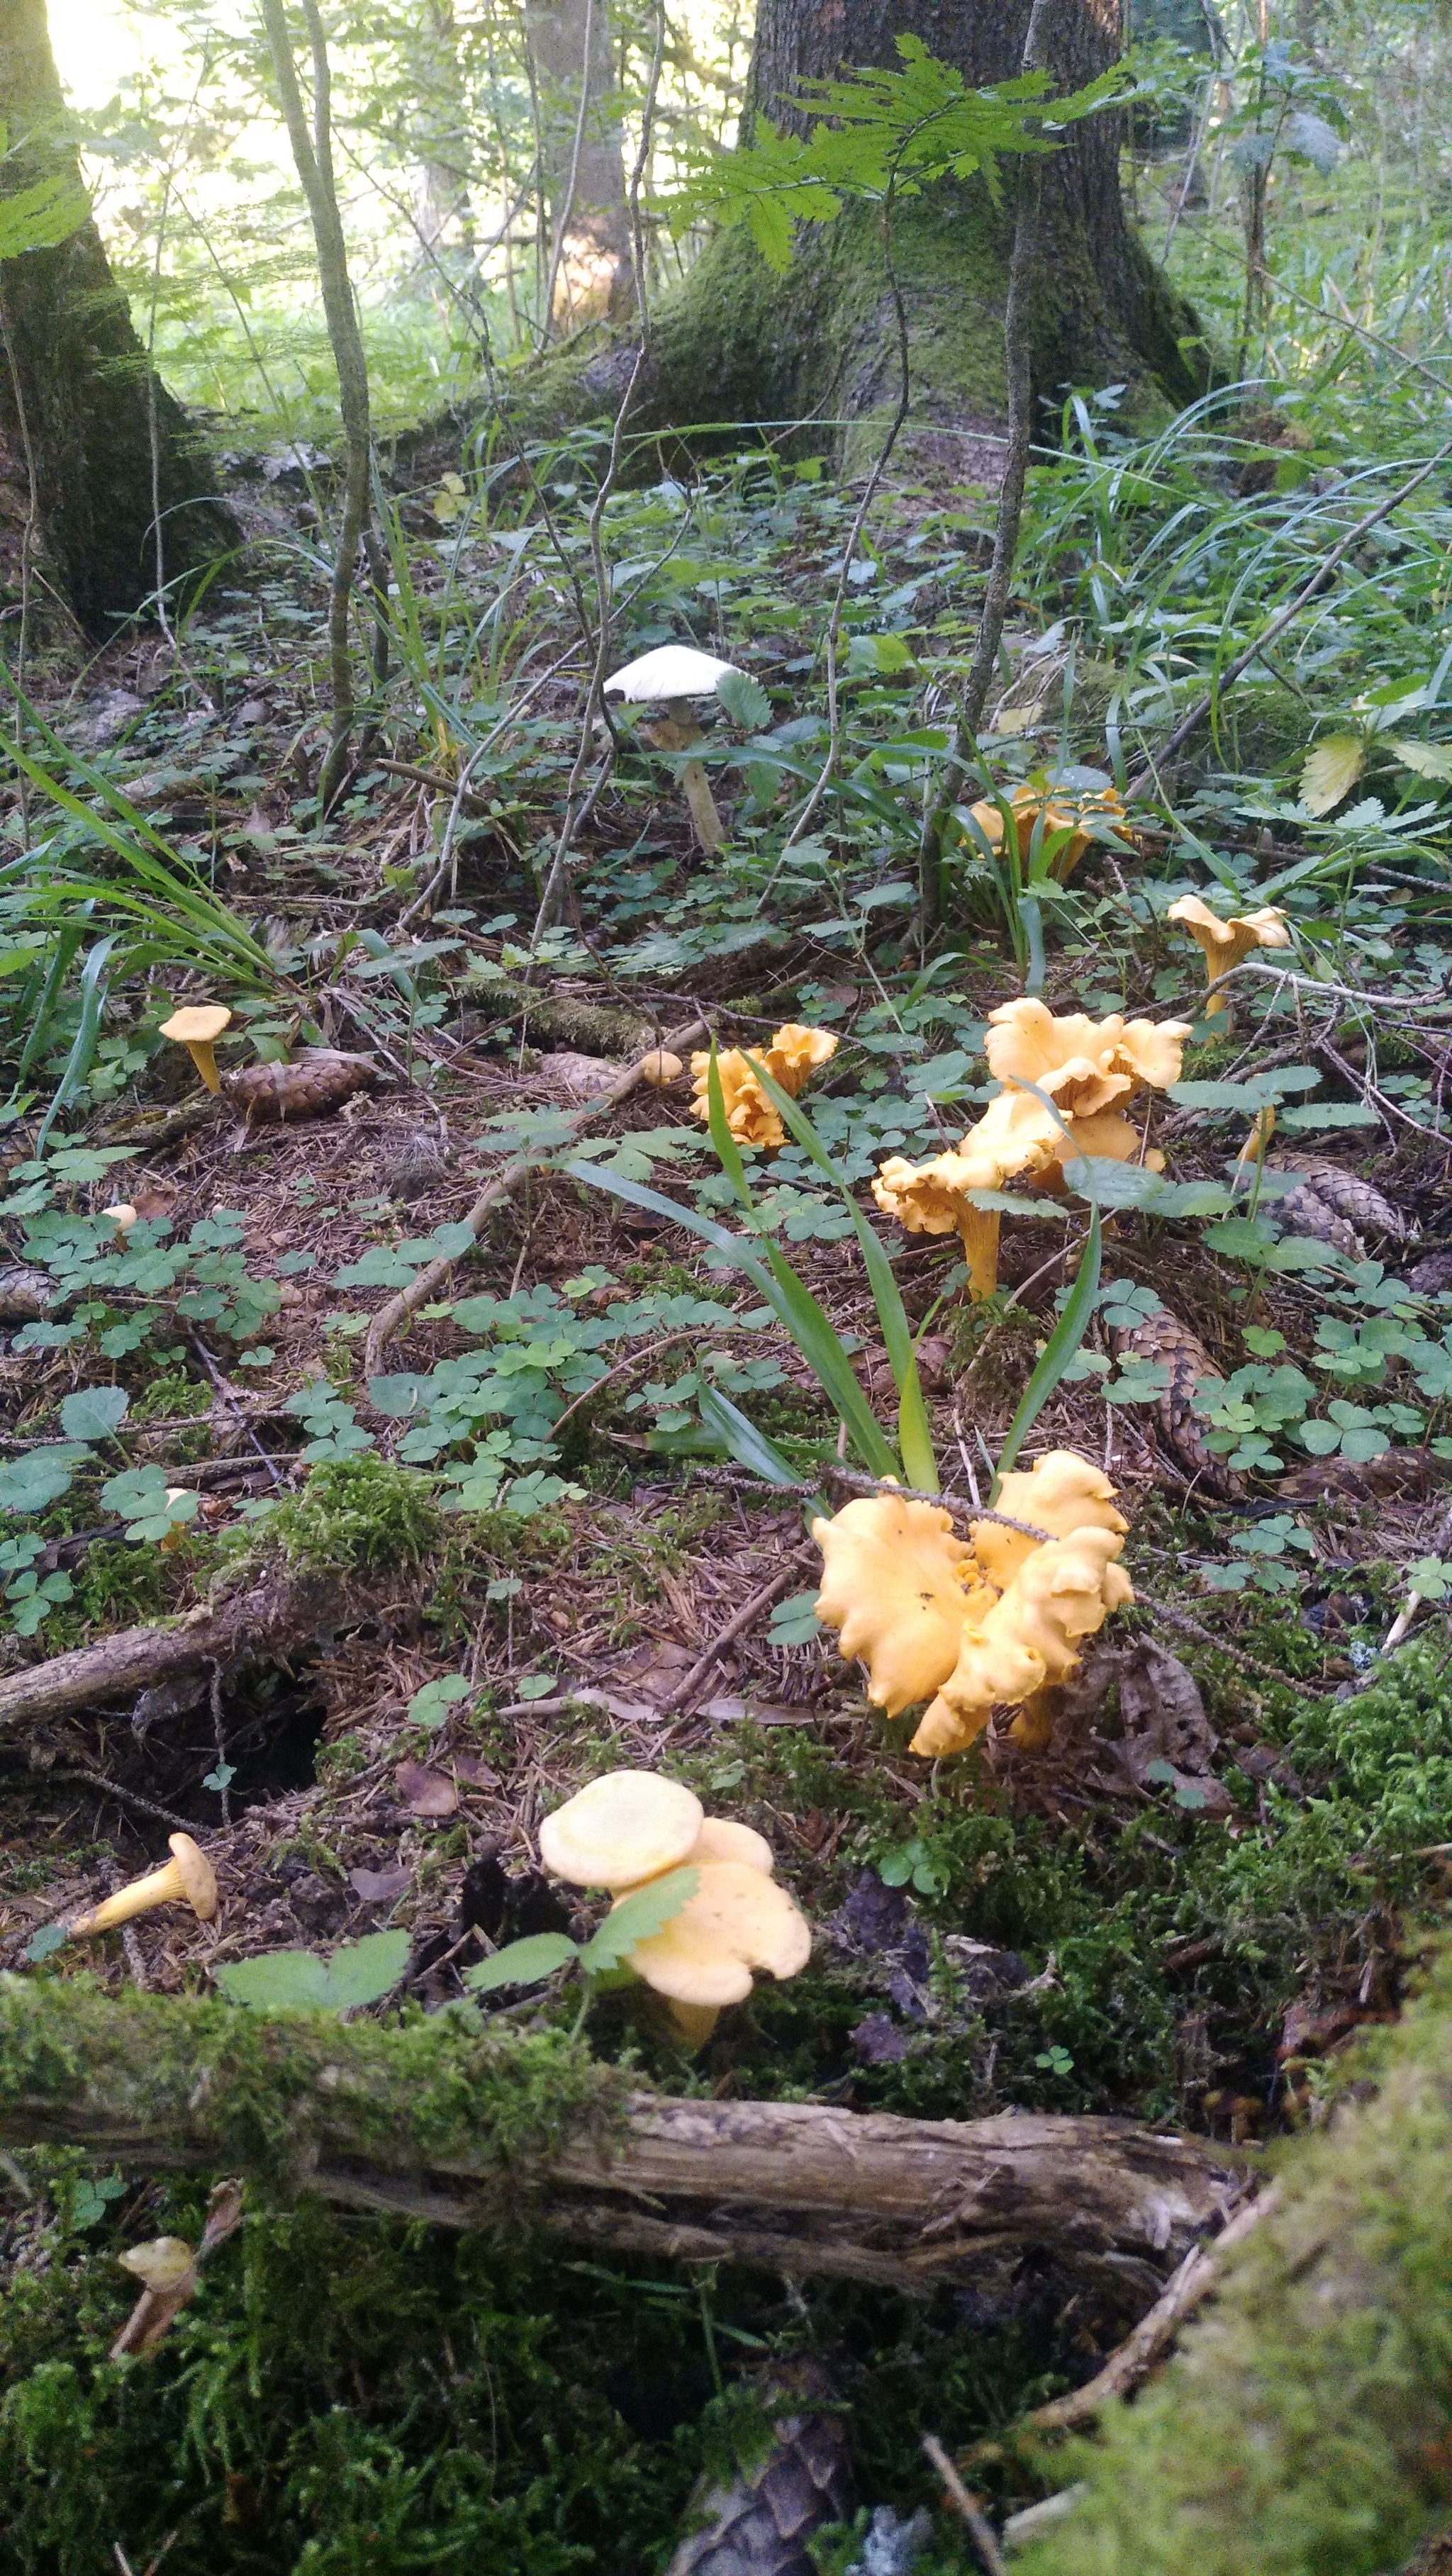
[{"left": 512, "top": 184, "right": 1208, "bottom": 474}]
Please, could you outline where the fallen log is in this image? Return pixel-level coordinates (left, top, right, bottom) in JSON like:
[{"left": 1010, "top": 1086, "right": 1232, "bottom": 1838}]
[
  {"left": 0, "top": 1979, "right": 1241, "bottom": 2297},
  {"left": 0, "top": 1566, "right": 363, "bottom": 1728}
]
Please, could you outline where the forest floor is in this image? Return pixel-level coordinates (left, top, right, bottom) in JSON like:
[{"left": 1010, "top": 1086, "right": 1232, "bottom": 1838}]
[{"left": 2, "top": 395, "right": 1452, "bottom": 2574}]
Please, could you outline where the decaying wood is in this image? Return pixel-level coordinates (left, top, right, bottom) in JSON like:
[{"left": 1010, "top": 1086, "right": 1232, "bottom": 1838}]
[
  {"left": 0, "top": 1565, "right": 359, "bottom": 1728},
  {"left": 0, "top": 1981, "right": 1242, "bottom": 2298},
  {"left": 1111, "top": 1307, "right": 1239, "bottom": 1497},
  {"left": 1022, "top": 2185, "right": 1275, "bottom": 2435},
  {"left": 219, "top": 1048, "right": 379, "bottom": 1123},
  {"left": 362, "top": 1014, "right": 706, "bottom": 1378}
]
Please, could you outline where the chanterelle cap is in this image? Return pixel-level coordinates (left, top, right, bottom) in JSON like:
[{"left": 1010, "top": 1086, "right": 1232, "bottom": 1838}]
[
  {"left": 160, "top": 1005, "right": 233, "bottom": 1045},
  {"left": 540, "top": 1769, "right": 703, "bottom": 1890},
  {"left": 604, "top": 645, "right": 740, "bottom": 702}
]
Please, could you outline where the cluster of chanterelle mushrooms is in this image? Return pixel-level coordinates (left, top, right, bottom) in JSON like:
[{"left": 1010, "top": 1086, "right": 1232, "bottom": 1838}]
[
  {"left": 812, "top": 1452, "right": 1133, "bottom": 1759},
  {"left": 539, "top": 1770, "right": 811, "bottom": 2046},
  {"left": 872, "top": 996, "right": 1194, "bottom": 1299}
]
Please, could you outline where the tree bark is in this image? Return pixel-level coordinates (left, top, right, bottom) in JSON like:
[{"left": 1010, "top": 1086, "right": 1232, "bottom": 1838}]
[
  {"left": 532, "top": 0, "right": 1205, "bottom": 463},
  {"left": 0, "top": 1978, "right": 1241, "bottom": 2300},
  {"left": 0, "top": 0, "right": 233, "bottom": 636},
  {"left": 525, "top": 0, "right": 633, "bottom": 330}
]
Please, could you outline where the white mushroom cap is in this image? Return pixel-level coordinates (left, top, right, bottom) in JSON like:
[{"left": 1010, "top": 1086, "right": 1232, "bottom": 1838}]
[
  {"left": 539, "top": 1769, "right": 703, "bottom": 1890},
  {"left": 604, "top": 645, "right": 739, "bottom": 703},
  {"left": 617, "top": 1859, "right": 811, "bottom": 2007},
  {"left": 689, "top": 1817, "right": 774, "bottom": 1874}
]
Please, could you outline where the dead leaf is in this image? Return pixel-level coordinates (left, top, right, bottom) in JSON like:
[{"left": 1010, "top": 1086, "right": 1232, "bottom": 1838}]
[
  {"left": 1117, "top": 1640, "right": 1234, "bottom": 1815},
  {"left": 349, "top": 1864, "right": 413, "bottom": 1903},
  {"left": 1298, "top": 732, "right": 1366, "bottom": 816},
  {"left": 393, "top": 1762, "right": 458, "bottom": 1818},
  {"left": 449, "top": 1752, "right": 498, "bottom": 1787}
]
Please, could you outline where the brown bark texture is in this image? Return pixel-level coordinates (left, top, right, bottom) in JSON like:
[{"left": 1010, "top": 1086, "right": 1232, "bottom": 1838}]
[
  {"left": 0, "top": 1565, "right": 349, "bottom": 1728},
  {"left": 525, "top": 0, "right": 632, "bottom": 327},
  {"left": 0, "top": 1976, "right": 1242, "bottom": 2298},
  {"left": 0, "top": 0, "right": 233, "bottom": 634}
]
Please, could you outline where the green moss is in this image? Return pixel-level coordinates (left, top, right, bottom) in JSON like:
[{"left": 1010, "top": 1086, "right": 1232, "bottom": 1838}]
[
  {"left": 267, "top": 1455, "right": 442, "bottom": 1577},
  {"left": 1015, "top": 1944, "right": 1452, "bottom": 2576}
]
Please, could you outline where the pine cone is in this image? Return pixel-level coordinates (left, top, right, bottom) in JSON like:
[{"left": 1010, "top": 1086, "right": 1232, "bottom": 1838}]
[
  {"left": 666, "top": 2361, "right": 852, "bottom": 2576},
  {"left": 1110, "top": 1308, "right": 1240, "bottom": 1496},
  {"left": 1266, "top": 1175, "right": 1364, "bottom": 1259},
  {"left": 220, "top": 1049, "right": 379, "bottom": 1124}
]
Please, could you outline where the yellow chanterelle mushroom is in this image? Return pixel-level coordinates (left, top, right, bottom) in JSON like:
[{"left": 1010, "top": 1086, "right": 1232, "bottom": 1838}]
[
  {"left": 159, "top": 1004, "right": 233, "bottom": 1093},
  {"left": 68, "top": 1833, "right": 218, "bottom": 1938},
  {"left": 539, "top": 1769, "right": 809, "bottom": 2044},
  {"left": 1167, "top": 896, "right": 1291, "bottom": 1018},
  {"left": 689, "top": 1022, "right": 839, "bottom": 1150}
]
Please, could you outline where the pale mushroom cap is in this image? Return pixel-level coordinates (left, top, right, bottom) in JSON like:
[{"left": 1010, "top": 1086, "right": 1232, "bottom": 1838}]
[
  {"left": 690, "top": 1816, "right": 774, "bottom": 1874},
  {"left": 619, "top": 1859, "right": 812, "bottom": 2006},
  {"left": 103, "top": 1202, "right": 138, "bottom": 1233},
  {"left": 986, "top": 1000, "right": 1193, "bottom": 1116},
  {"left": 160, "top": 1005, "right": 233, "bottom": 1046},
  {"left": 118, "top": 2236, "right": 197, "bottom": 2292},
  {"left": 168, "top": 1834, "right": 218, "bottom": 1920},
  {"left": 540, "top": 1769, "right": 703, "bottom": 1889},
  {"left": 604, "top": 645, "right": 739, "bottom": 702},
  {"left": 640, "top": 1048, "right": 684, "bottom": 1087}
]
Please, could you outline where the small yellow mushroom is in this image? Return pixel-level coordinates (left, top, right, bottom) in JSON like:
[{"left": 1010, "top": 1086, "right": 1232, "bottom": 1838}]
[
  {"left": 812, "top": 1491, "right": 984, "bottom": 1716},
  {"left": 539, "top": 1769, "right": 703, "bottom": 1891},
  {"left": 615, "top": 1857, "right": 812, "bottom": 2044},
  {"left": 873, "top": 1090, "right": 1064, "bottom": 1299},
  {"left": 159, "top": 1004, "right": 233, "bottom": 1093},
  {"left": 68, "top": 1833, "right": 218, "bottom": 1938},
  {"left": 639, "top": 1048, "right": 684, "bottom": 1088},
  {"left": 689, "top": 1023, "right": 839, "bottom": 1150},
  {"left": 1167, "top": 896, "right": 1291, "bottom": 1018},
  {"left": 118, "top": 2236, "right": 199, "bottom": 2295},
  {"left": 102, "top": 1202, "right": 138, "bottom": 1234},
  {"left": 965, "top": 783, "right": 1135, "bottom": 882}
]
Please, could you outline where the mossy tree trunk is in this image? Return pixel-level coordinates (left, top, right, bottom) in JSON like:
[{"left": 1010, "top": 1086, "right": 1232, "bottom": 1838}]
[
  {"left": 0, "top": 0, "right": 234, "bottom": 638},
  {"left": 544, "top": 0, "right": 1205, "bottom": 464}
]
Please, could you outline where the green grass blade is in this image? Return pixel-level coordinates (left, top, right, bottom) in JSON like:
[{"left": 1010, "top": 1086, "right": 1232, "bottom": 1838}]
[
  {"left": 564, "top": 1160, "right": 777, "bottom": 1296},
  {"left": 33, "top": 935, "right": 116, "bottom": 1153},
  {"left": 702, "top": 1049, "right": 900, "bottom": 1477},
  {"left": 698, "top": 1383, "right": 808, "bottom": 1489},
  {"left": 993, "top": 1200, "right": 1102, "bottom": 1486},
  {"left": 745, "top": 1058, "right": 938, "bottom": 1491}
]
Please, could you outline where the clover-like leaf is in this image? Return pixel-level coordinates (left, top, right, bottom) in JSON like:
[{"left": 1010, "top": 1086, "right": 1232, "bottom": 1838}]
[
  {"left": 463, "top": 1932, "right": 581, "bottom": 1995},
  {"left": 578, "top": 1866, "right": 700, "bottom": 1976},
  {"left": 60, "top": 1385, "right": 129, "bottom": 1442}
]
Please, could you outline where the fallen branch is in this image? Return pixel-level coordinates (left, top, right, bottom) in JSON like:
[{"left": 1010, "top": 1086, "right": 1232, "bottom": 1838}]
[
  {"left": 0, "top": 1566, "right": 362, "bottom": 1730},
  {"left": 0, "top": 1980, "right": 1241, "bottom": 2299},
  {"left": 362, "top": 1014, "right": 706, "bottom": 1379},
  {"left": 1021, "top": 2184, "right": 1276, "bottom": 2435}
]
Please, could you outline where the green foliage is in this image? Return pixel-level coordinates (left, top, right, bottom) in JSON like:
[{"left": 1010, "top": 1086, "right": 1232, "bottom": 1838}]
[
  {"left": 464, "top": 1868, "right": 700, "bottom": 1998},
  {"left": 671, "top": 35, "right": 1124, "bottom": 269},
  {"left": 1017, "top": 1944, "right": 1452, "bottom": 2576},
  {"left": 267, "top": 1453, "right": 442, "bottom": 1575},
  {"left": 215, "top": 1930, "right": 412, "bottom": 2013}
]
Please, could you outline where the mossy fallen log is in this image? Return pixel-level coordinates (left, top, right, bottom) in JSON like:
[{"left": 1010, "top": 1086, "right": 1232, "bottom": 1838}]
[
  {"left": 0, "top": 1978, "right": 1239, "bottom": 2297},
  {"left": 1015, "top": 1945, "right": 1452, "bottom": 2576}
]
